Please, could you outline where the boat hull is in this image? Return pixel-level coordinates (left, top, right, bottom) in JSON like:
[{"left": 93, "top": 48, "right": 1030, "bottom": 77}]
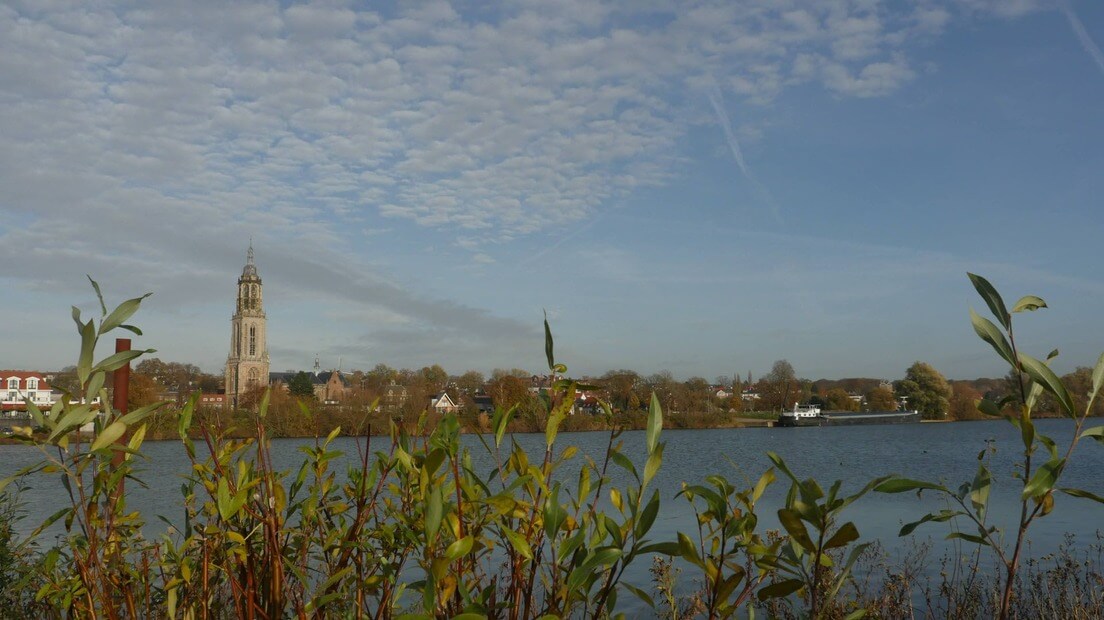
[{"left": 776, "top": 411, "right": 921, "bottom": 427}]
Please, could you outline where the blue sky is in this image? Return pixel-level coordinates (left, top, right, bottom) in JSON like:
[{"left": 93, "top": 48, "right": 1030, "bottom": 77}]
[{"left": 1, "top": 0, "right": 1101, "bottom": 382}]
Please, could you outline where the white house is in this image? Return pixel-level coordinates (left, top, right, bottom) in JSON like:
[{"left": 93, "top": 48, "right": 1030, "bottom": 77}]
[
  {"left": 428, "top": 392, "right": 460, "bottom": 414},
  {"left": 2, "top": 371, "right": 57, "bottom": 415}
]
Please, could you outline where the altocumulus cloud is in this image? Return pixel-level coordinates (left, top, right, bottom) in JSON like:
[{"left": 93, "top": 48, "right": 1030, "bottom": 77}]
[{"left": 0, "top": 0, "right": 1057, "bottom": 370}]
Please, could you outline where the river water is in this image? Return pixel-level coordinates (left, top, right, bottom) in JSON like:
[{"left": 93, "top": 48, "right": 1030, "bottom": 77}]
[{"left": 3, "top": 418, "right": 1103, "bottom": 599}]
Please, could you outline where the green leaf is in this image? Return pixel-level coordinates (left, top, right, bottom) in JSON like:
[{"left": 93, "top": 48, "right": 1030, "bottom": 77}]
[
  {"left": 975, "top": 398, "right": 1002, "bottom": 417},
  {"left": 425, "top": 486, "right": 444, "bottom": 540},
  {"left": 493, "top": 404, "right": 516, "bottom": 448},
  {"left": 1090, "top": 352, "right": 1104, "bottom": 406},
  {"left": 967, "top": 273, "right": 1010, "bottom": 329},
  {"left": 543, "top": 485, "right": 567, "bottom": 540},
  {"left": 766, "top": 452, "right": 799, "bottom": 485},
  {"left": 502, "top": 526, "right": 533, "bottom": 560},
  {"left": 970, "top": 309, "right": 1015, "bottom": 367},
  {"left": 678, "top": 532, "right": 701, "bottom": 565},
  {"left": 752, "top": 468, "right": 775, "bottom": 503},
  {"left": 566, "top": 547, "right": 622, "bottom": 592},
  {"left": 1019, "top": 353, "right": 1075, "bottom": 417},
  {"left": 87, "top": 275, "right": 107, "bottom": 315},
  {"left": 77, "top": 318, "right": 96, "bottom": 386},
  {"left": 874, "top": 478, "right": 948, "bottom": 494},
  {"left": 621, "top": 582, "right": 656, "bottom": 610},
  {"left": 637, "top": 541, "right": 681, "bottom": 556},
  {"left": 1019, "top": 410, "right": 1035, "bottom": 452},
  {"left": 1080, "top": 426, "right": 1104, "bottom": 445},
  {"left": 824, "top": 522, "right": 860, "bottom": 550},
  {"left": 92, "top": 349, "right": 149, "bottom": 374},
  {"left": 1058, "top": 487, "right": 1104, "bottom": 504},
  {"left": 1037, "top": 433, "right": 1059, "bottom": 460},
  {"left": 946, "top": 532, "right": 990, "bottom": 546},
  {"left": 969, "top": 463, "right": 991, "bottom": 514},
  {"left": 642, "top": 442, "right": 663, "bottom": 488},
  {"left": 216, "top": 478, "right": 233, "bottom": 520},
  {"left": 71, "top": 305, "right": 84, "bottom": 334},
  {"left": 99, "top": 294, "right": 152, "bottom": 335},
  {"left": 777, "top": 508, "right": 814, "bottom": 553},
  {"left": 85, "top": 371, "right": 105, "bottom": 405},
  {"left": 1011, "top": 295, "right": 1047, "bottom": 313},
  {"left": 898, "top": 510, "right": 964, "bottom": 537},
  {"left": 91, "top": 421, "right": 127, "bottom": 452},
  {"left": 757, "top": 579, "right": 803, "bottom": 601},
  {"left": 544, "top": 310, "right": 555, "bottom": 372},
  {"left": 646, "top": 392, "right": 663, "bottom": 455},
  {"left": 610, "top": 450, "right": 638, "bottom": 480},
  {"left": 1022, "top": 458, "right": 1064, "bottom": 500},
  {"left": 444, "top": 536, "right": 473, "bottom": 561},
  {"left": 635, "top": 489, "right": 661, "bottom": 540}
]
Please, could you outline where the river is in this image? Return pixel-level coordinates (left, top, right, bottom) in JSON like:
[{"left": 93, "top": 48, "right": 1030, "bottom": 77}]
[{"left": 3, "top": 418, "right": 1102, "bottom": 603}]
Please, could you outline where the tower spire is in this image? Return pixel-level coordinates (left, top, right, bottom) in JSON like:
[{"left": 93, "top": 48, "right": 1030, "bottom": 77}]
[{"left": 247, "top": 238, "right": 254, "bottom": 265}]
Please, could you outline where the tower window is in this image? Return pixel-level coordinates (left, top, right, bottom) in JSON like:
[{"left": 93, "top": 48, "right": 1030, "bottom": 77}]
[{"left": 249, "top": 326, "right": 256, "bottom": 356}]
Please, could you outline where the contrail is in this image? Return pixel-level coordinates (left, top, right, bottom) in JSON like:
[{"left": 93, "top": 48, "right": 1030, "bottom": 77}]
[
  {"left": 1059, "top": 0, "right": 1104, "bottom": 77},
  {"left": 706, "top": 81, "right": 783, "bottom": 224},
  {"left": 515, "top": 210, "right": 603, "bottom": 269}
]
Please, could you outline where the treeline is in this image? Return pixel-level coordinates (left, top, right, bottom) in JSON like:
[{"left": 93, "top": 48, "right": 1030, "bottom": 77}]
[{"left": 70, "top": 354, "right": 1100, "bottom": 439}]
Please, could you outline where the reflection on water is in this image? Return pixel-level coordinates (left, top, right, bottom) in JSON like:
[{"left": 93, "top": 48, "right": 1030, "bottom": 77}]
[{"left": 3, "top": 419, "right": 1102, "bottom": 593}]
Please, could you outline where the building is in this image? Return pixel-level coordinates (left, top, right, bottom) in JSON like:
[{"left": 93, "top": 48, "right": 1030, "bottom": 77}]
[
  {"left": 270, "top": 361, "right": 350, "bottom": 405},
  {"left": 225, "top": 243, "right": 270, "bottom": 409},
  {"left": 2, "top": 371, "right": 56, "bottom": 414},
  {"left": 198, "top": 393, "right": 227, "bottom": 408},
  {"left": 428, "top": 392, "right": 460, "bottom": 414}
]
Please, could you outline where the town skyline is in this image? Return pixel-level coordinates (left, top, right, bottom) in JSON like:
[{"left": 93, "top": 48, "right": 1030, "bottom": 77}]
[{"left": 2, "top": 1, "right": 1102, "bottom": 380}]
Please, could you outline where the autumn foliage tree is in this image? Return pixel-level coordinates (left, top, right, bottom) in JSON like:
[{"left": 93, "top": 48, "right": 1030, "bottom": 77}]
[
  {"left": 863, "top": 386, "right": 898, "bottom": 412},
  {"left": 894, "top": 361, "right": 952, "bottom": 419},
  {"left": 947, "top": 381, "right": 984, "bottom": 420},
  {"left": 824, "top": 388, "right": 859, "bottom": 412}
]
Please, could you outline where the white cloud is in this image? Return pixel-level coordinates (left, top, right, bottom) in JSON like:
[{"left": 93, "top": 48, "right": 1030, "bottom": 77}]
[
  {"left": 0, "top": 0, "right": 1076, "bottom": 371},
  {"left": 822, "top": 57, "right": 916, "bottom": 98}
]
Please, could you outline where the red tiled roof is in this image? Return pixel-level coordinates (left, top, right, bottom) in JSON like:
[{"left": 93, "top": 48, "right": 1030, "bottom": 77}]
[{"left": 1, "top": 371, "right": 53, "bottom": 392}]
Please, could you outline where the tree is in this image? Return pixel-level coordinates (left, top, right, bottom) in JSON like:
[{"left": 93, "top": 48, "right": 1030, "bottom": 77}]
[
  {"left": 601, "top": 370, "right": 642, "bottom": 413},
  {"left": 491, "top": 368, "right": 531, "bottom": 381},
  {"left": 646, "top": 371, "right": 682, "bottom": 413},
  {"left": 684, "top": 377, "right": 713, "bottom": 413},
  {"left": 127, "top": 373, "right": 162, "bottom": 411},
  {"left": 824, "top": 388, "right": 859, "bottom": 412},
  {"left": 1062, "top": 367, "right": 1104, "bottom": 417},
  {"left": 487, "top": 375, "right": 530, "bottom": 411},
  {"left": 759, "top": 360, "right": 797, "bottom": 412},
  {"left": 364, "top": 364, "right": 397, "bottom": 391},
  {"left": 288, "top": 372, "right": 315, "bottom": 400},
  {"left": 419, "top": 365, "right": 449, "bottom": 392},
  {"left": 134, "top": 358, "right": 208, "bottom": 401},
  {"left": 893, "top": 362, "right": 952, "bottom": 419},
  {"left": 948, "top": 382, "right": 983, "bottom": 420},
  {"left": 49, "top": 366, "right": 80, "bottom": 396},
  {"left": 864, "top": 386, "right": 897, "bottom": 412},
  {"left": 455, "top": 370, "right": 485, "bottom": 395}
]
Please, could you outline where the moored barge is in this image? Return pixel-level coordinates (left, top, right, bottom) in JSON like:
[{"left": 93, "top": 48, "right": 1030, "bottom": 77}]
[{"left": 776, "top": 404, "right": 921, "bottom": 427}]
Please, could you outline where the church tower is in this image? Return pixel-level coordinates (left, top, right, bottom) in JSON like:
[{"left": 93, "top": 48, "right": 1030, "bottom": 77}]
[{"left": 225, "top": 243, "right": 269, "bottom": 408}]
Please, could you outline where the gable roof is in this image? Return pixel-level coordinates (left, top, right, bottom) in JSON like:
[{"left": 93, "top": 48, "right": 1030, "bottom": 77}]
[{"left": 1, "top": 371, "right": 53, "bottom": 392}]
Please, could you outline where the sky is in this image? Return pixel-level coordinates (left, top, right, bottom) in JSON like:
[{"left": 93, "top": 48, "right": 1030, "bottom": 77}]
[{"left": 1, "top": 0, "right": 1102, "bottom": 382}]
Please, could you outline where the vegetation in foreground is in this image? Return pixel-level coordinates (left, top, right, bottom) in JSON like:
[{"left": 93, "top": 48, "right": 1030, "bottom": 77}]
[{"left": 0, "top": 273, "right": 1101, "bottom": 619}]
